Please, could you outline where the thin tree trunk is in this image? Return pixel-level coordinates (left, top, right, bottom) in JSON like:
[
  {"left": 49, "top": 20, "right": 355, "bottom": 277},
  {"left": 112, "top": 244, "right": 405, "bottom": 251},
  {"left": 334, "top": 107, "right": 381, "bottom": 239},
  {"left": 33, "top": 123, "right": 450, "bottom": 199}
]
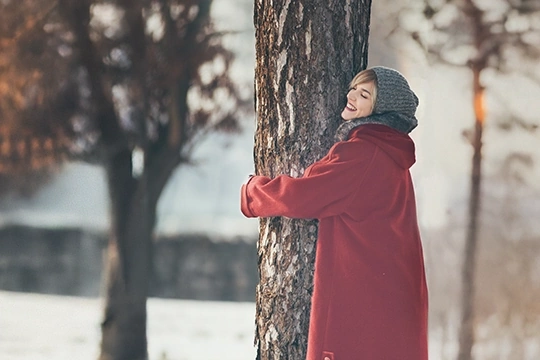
[
  {"left": 457, "top": 65, "right": 485, "bottom": 360},
  {"left": 253, "top": 1, "right": 372, "bottom": 358},
  {"left": 99, "top": 149, "right": 155, "bottom": 360}
]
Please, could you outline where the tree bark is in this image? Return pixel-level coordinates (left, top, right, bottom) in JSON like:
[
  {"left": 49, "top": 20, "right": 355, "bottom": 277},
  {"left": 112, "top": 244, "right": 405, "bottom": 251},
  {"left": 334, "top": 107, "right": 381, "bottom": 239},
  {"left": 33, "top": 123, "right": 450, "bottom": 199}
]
[
  {"left": 253, "top": 1, "right": 372, "bottom": 358},
  {"left": 457, "top": 64, "right": 485, "bottom": 360}
]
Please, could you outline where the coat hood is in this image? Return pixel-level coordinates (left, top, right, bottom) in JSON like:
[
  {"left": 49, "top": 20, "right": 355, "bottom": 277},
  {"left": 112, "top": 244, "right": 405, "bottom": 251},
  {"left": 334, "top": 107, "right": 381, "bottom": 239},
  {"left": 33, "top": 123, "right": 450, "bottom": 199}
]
[{"left": 349, "top": 124, "right": 416, "bottom": 169}]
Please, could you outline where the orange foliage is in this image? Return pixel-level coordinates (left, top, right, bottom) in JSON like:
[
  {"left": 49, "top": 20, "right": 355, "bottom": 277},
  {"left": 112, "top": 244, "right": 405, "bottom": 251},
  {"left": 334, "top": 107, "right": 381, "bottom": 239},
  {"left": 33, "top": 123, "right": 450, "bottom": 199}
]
[{"left": 0, "top": 125, "right": 68, "bottom": 173}]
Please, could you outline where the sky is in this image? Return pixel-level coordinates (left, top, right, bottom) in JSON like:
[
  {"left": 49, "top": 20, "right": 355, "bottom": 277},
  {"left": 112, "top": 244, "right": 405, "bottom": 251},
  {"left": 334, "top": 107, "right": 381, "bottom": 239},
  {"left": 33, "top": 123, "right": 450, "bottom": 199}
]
[{"left": 0, "top": 0, "right": 539, "bottom": 238}]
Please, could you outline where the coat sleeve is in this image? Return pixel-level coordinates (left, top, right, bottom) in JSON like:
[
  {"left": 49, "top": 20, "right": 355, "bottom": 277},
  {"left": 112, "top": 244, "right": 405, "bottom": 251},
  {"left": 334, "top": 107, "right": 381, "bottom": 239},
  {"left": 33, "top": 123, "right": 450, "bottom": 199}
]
[{"left": 240, "top": 141, "right": 378, "bottom": 219}]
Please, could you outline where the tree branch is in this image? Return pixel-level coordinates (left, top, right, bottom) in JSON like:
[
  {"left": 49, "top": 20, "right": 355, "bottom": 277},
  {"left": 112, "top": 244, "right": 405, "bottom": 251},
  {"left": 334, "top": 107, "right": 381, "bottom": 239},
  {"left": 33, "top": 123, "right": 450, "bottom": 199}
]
[{"left": 58, "top": 0, "right": 126, "bottom": 154}]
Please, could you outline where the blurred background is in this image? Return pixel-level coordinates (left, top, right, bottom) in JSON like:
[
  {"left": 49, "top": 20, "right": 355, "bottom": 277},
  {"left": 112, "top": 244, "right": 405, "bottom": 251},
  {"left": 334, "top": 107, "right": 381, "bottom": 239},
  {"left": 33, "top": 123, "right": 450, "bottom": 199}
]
[{"left": 1, "top": 0, "right": 539, "bottom": 359}]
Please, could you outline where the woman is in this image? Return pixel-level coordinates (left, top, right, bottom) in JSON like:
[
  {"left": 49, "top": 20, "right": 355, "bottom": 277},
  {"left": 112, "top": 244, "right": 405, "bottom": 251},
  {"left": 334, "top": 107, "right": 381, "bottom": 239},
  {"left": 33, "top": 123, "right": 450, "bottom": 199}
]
[{"left": 241, "top": 66, "right": 428, "bottom": 360}]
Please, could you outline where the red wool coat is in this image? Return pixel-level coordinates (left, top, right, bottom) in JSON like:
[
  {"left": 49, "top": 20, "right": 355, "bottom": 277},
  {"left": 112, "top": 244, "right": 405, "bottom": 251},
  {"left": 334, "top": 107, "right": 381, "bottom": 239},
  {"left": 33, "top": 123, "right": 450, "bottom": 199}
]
[{"left": 241, "top": 124, "right": 428, "bottom": 360}]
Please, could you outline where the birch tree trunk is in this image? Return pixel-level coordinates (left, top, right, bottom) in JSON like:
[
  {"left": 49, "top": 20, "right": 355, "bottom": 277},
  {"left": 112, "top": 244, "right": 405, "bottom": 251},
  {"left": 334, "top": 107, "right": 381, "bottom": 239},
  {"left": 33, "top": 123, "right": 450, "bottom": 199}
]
[{"left": 253, "top": 1, "right": 372, "bottom": 358}]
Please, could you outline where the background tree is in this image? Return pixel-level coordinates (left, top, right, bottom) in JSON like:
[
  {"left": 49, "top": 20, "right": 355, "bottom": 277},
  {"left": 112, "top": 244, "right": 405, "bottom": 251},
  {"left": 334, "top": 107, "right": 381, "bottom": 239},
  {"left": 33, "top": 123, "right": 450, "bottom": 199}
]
[
  {"left": 253, "top": 0, "right": 372, "bottom": 358},
  {"left": 0, "top": 0, "right": 248, "bottom": 359},
  {"left": 377, "top": 0, "right": 540, "bottom": 358}
]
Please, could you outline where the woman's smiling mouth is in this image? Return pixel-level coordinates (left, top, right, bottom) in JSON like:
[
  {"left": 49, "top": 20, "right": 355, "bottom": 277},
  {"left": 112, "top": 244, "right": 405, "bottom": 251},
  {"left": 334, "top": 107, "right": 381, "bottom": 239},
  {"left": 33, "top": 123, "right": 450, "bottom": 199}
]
[{"left": 346, "top": 103, "right": 357, "bottom": 111}]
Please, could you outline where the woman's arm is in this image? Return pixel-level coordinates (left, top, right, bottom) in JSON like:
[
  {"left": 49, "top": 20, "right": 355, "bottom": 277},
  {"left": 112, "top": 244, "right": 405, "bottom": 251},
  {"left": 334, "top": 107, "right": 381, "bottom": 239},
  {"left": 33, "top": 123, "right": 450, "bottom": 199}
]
[{"left": 241, "top": 141, "right": 378, "bottom": 219}]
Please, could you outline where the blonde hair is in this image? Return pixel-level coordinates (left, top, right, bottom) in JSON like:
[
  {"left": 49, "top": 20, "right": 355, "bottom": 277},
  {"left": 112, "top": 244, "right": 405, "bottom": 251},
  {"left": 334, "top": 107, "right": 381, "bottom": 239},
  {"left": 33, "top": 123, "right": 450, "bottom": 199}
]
[{"left": 349, "top": 68, "right": 378, "bottom": 108}]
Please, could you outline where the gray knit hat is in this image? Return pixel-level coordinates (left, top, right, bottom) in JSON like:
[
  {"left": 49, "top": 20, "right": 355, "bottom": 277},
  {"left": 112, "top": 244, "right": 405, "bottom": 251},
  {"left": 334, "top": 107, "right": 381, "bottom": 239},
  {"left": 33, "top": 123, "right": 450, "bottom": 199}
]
[{"left": 371, "top": 66, "right": 419, "bottom": 131}]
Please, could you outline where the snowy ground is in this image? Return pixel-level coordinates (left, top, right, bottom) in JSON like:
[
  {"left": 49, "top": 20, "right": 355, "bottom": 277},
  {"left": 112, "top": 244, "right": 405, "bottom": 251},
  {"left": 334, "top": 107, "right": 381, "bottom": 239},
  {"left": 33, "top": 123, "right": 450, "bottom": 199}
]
[
  {"left": 0, "top": 291, "right": 256, "bottom": 360},
  {"left": 4, "top": 291, "right": 538, "bottom": 360}
]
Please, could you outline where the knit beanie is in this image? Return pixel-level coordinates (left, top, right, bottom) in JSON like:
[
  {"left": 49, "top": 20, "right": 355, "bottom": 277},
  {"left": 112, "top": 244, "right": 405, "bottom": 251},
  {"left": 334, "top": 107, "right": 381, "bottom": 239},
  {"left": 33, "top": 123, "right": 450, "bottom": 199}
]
[
  {"left": 335, "top": 66, "right": 419, "bottom": 141},
  {"left": 371, "top": 66, "right": 419, "bottom": 120}
]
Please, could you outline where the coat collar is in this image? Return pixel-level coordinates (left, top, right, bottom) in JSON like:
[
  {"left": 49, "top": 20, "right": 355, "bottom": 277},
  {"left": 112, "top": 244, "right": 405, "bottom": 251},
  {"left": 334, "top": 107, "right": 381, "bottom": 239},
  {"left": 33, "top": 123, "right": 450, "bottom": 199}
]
[{"left": 335, "top": 112, "right": 417, "bottom": 142}]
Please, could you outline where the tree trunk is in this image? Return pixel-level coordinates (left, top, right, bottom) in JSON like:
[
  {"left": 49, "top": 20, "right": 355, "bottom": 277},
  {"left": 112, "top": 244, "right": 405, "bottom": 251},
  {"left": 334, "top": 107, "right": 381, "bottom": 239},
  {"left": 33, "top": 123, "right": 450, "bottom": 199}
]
[
  {"left": 253, "top": 1, "right": 372, "bottom": 358},
  {"left": 457, "top": 65, "right": 485, "bottom": 360},
  {"left": 99, "top": 149, "right": 156, "bottom": 360}
]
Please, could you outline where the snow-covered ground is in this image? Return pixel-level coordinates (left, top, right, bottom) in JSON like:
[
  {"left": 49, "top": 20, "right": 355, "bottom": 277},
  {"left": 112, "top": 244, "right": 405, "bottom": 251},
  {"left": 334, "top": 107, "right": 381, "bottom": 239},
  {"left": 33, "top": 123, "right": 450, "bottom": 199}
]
[
  {"left": 3, "top": 291, "right": 540, "bottom": 360},
  {"left": 0, "top": 291, "right": 452, "bottom": 360},
  {"left": 0, "top": 291, "right": 256, "bottom": 360}
]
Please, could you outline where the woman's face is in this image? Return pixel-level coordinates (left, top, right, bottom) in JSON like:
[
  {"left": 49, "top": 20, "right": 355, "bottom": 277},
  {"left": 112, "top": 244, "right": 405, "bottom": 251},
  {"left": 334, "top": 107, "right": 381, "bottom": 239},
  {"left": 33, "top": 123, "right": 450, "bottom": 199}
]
[{"left": 341, "top": 81, "right": 375, "bottom": 121}]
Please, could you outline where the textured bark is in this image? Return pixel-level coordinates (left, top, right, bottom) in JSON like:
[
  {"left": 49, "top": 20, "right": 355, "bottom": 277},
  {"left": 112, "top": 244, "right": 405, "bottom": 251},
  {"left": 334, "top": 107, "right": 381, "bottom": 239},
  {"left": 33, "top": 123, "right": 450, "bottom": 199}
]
[{"left": 253, "top": 1, "right": 372, "bottom": 359}]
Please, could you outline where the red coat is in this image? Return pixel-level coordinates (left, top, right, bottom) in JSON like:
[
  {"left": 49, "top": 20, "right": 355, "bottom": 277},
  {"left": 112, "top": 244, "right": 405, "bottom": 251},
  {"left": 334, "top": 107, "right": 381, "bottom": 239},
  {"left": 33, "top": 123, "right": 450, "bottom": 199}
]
[{"left": 241, "top": 124, "right": 428, "bottom": 360}]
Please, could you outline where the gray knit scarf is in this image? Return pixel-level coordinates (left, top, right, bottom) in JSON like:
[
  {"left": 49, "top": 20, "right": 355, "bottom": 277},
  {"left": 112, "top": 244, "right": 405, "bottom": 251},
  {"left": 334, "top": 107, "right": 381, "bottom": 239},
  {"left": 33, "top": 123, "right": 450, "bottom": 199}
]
[{"left": 335, "top": 112, "right": 418, "bottom": 142}]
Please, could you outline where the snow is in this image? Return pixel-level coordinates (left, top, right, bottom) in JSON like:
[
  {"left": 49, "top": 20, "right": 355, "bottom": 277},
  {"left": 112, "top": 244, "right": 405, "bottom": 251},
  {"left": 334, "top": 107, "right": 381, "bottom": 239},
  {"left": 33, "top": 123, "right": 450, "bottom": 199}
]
[
  {"left": 3, "top": 291, "right": 539, "bottom": 359},
  {"left": 0, "top": 291, "right": 256, "bottom": 360}
]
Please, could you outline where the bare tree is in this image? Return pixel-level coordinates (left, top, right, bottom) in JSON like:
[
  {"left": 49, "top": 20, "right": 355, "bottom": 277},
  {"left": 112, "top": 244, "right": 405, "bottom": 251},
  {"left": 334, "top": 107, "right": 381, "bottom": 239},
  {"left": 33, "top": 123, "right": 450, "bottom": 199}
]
[
  {"left": 0, "top": 1, "right": 248, "bottom": 359},
  {"left": 378, "top": 0, "right": 540, "bottom": 358},
  {"left": 253, "top": 0, "right": 372, "bottom": 358}
]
